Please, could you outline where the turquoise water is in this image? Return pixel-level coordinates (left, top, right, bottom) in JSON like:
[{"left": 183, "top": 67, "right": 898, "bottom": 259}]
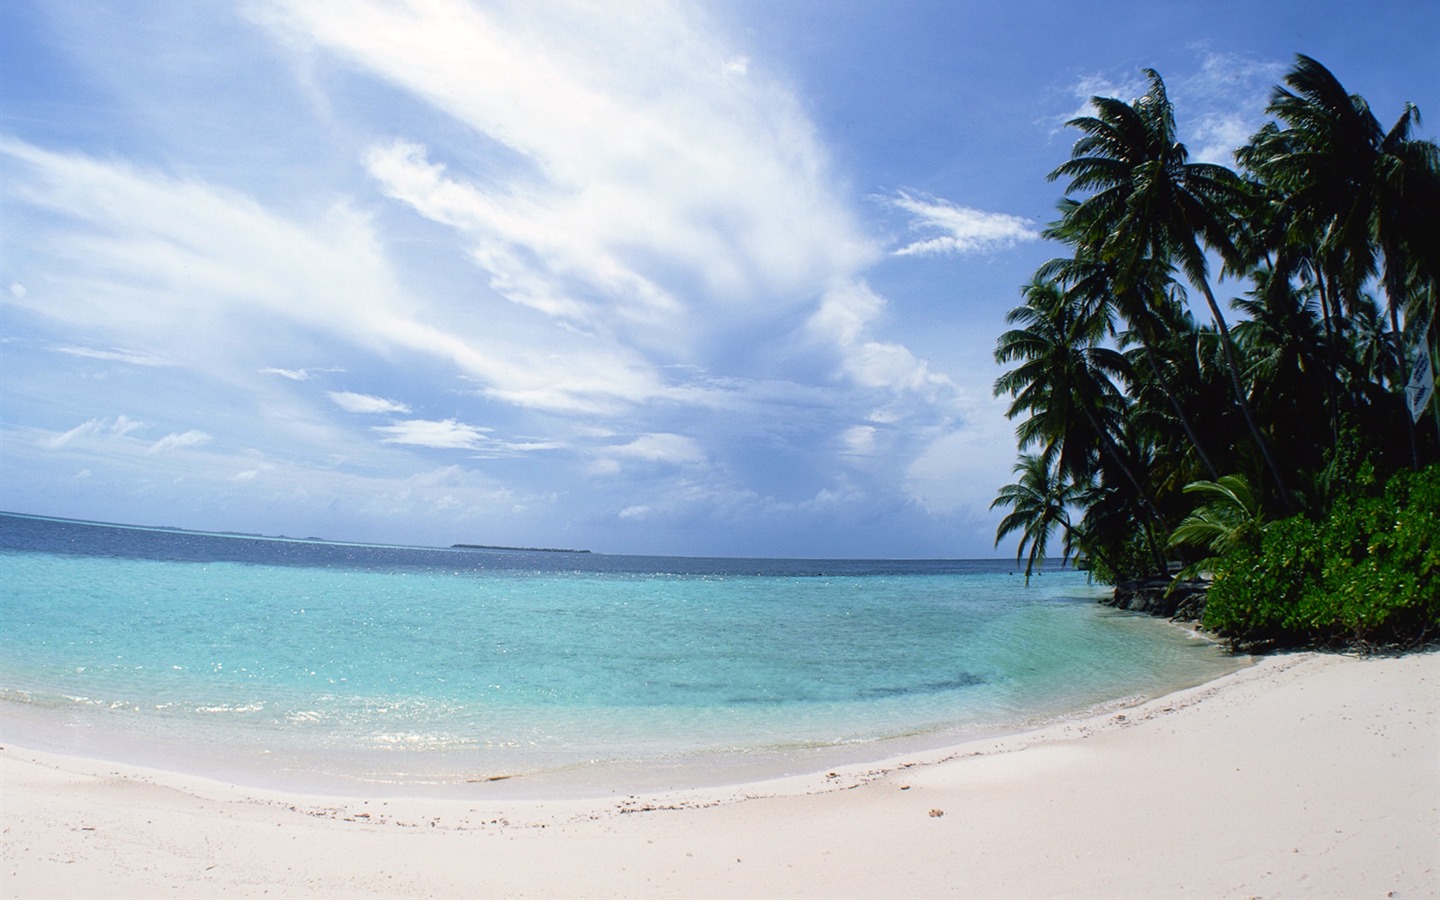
[{"left": 0, "top": 513, "right": 1245, "bottom": 794}]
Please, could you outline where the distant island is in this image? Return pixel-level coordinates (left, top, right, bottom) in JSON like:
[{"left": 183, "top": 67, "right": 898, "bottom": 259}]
[{"left": 452, "top": 543, "right": 591, "bottom": 554}]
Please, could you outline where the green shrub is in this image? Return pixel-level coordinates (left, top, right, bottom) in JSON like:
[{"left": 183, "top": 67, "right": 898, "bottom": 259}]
[
  {"left": 1204, "top": 517, "right": 1320, "bottom": 640},
  {"left": 1203, "top": 464, "right": 1440, "bottom": 648}
]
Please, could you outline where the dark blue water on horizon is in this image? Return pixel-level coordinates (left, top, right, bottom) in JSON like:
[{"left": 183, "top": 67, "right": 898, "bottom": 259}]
[
  {"left": 0, "top": 511, "right": 1244, "bottom": 795},
  {"left": 0, "top": 510, "right": 1048, "bottom": 577}
]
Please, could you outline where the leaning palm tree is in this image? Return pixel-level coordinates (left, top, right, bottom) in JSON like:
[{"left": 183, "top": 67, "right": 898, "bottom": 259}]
[
  {"left": 1037, "top": 241, "right": 1222, "bottom": 480},
  {"left": 1240, "top": 55, "right": 1440, "bottom": 465},
  {"left": 991, "top": 453, "right": 1079, "bottom": 585},
  {"left": 993, "top": 276, "right": 1154, "bottom": 502},
  {"left": 1231, "top": 270, "right": 1337, "bottom": 487},
  {"left": 1051, "top": 69, "right": 1295, "bottom": 511},
  {"left": 994, "top": 276, "right": 1173, "bottom": 577},
  {"left": 1245, "top": 55, "right": 1440, "bottom": 325}
]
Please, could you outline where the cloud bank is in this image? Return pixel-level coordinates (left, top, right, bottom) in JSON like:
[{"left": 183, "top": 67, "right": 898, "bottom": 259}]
[{"left": 1, "top": 0, "right": 1058, "bottom": 556}]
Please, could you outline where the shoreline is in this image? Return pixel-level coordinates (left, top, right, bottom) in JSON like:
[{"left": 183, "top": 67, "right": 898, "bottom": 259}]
[
  {"left": 0, "top": 611, "right": 1245, "bottom": 802},
  {"left": 4, "top": 649, "right": 1436, "bottom": 898}
]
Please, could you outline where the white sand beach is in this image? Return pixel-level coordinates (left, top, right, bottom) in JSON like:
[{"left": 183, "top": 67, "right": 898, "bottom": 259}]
[{"left": 3, "top": 650, "right": 1436, "bottom": 899}]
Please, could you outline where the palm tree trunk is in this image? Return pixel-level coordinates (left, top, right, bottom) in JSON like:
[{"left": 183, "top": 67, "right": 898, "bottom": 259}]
[
  {"left": 1073, "top": 405, "right": 1170, "bottom": 576},
  {"left": 1138, "top": 515, "right": 1169, "bottom": 578},
  {"left": 1429, "top": 319, "right": 1440, "bottom": 449},
  {"left": 1196, "top": 277, "right": 1296, "bottom": 513},
  {"left": 1384, "top": 282, "right": 1421, "bottom": 469},
  {"left": 1431, "top": 330, "right": 1440, "bottom": 450},
  {"left": 1312, "top": 267, "right": 1348, "bottom": 446},
  {"left": 1134, "top": 310, "right": 1221, "bottom": 480},
  {"left": 1078, "top": 405, "right": 1167, "bottom": 529}
]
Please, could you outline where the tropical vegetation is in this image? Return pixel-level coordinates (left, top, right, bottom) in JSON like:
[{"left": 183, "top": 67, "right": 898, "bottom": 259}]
[{"left": 991, "top": 54, "right": 1439, "bottom": 648}]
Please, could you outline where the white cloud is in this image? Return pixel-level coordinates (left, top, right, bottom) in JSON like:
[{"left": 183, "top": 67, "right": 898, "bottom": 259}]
[
  {"left": 260, "top": 0, "right": 878, "bottom": 347},
  {"left": 261, "top": 368, "right": 311, "bottom": 381},
  {"left": 148, "top": 430, "right": 212, "bottom": 453},
  {"left": 1, "top": 1, "right": 1016, "bottom": 557},
  {"left": 54, "top": 346, "right": 172, "bottom": 366},
  {"left": 806, "top": 282, "right": 956, "bottom": 399},
  {"left": 888, "top": 192, "right": 1039, "bottom": 256},
  {"left": 0, "top": 137, "right": 408, "bottom": 351},
  {"left": 355, "top": 465, "right": 542, "bottom": 528},
  {"left": 362, "top": 139, "right": 680, "bottom": 331},
  {"left": 1056, "top": 72, "right": 1146, "bottom": 131},
  {"left": 42, "top": 419, "right": 104, "bottom": 449},
  {"left": 3, "top": 3, "right": 959, "bottom": 477},
  {"left": 5, "top": 420, "right": 556, "bottom": 549},
  {"left": 0, "top": 138, "right": 674, "bottom": 417},
  {"left": 42, "top": 416, "right": 146, "bottom": 448},
  {"left": 261, "top": 367, "right": 344, "bottom": 381},
  {"left": 848, "top": 342, "right": 939, "bottom": 393},
  {"left": 903, "top": 400, "right": 1015, "bottom": 518},
  {"left": 605, "top": 432, "right": 708, "bottom": 467},
  {"left": 1056, "top": 52, "right": 1285, "bottom": 166},
  {"left": 1184, "top": 51, "right": 1287, "bottom": 164},
  {"left": 587, "top": 458, "right": 622, "bottom": 477},
  {"left": 327, "top": 391, "right": 412, "bottom": 415},
  {"left": 841, "top": 425, "right": 877, "bottom": 458},
  {"left": 807, "top": 280, "right": 884, "bottom": 348},
  {"left": 111, "top": 415, "right": 145, "bottom": 437},
  {"left": 1189, "top": 115, "right": 1255, "bottom": 166},
  {"left": 373, "top": 418, "right": 491, "bottom": 450}
]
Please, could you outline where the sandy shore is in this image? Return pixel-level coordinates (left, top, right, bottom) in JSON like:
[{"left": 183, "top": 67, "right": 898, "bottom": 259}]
[{"left": 2, "top": 650, "right": 1436, "bottom": 899}]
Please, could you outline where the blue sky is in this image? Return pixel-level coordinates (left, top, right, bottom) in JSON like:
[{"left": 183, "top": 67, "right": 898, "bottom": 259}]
[{"left": 2, "top": 0, "right": 1436, "bottom": 558}]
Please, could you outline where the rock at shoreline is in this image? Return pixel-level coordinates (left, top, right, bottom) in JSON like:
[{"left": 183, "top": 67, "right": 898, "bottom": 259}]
[{"left": 1106, "top": 578, "right": 1208, "bottom": 622}]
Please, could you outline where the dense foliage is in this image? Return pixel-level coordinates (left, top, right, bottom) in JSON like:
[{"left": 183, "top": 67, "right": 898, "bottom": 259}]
[
  {"left": 991, "top": 55, "right": 1439, "bottom": 647},
  {"left": 1204, "top": 464, "right": 1439, "bottom": 648}
]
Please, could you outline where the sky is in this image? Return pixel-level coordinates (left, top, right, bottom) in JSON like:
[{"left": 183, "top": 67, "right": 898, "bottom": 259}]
[{"left": 2, "top": 0, "right": 1436, "bottom": 559}]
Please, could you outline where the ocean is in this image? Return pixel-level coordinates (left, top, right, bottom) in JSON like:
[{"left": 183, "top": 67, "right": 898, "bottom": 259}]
[{"left": 0, "top": 512, "right": 1246, "bottom": 796}]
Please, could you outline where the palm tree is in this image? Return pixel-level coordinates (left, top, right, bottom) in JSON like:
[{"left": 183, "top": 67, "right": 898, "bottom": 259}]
[
  {"left": 1051, "top": 69, "right": 1295, "bottom": 510},
  {"left": 1070, "top": 427, "right": 1169, "bottom": 583},
  {"left": 1037, "top": 240, "right": 1222, "bottom": 481},
  {"left": 1167, "top": 473, "right": 1265, "bottom": 579},
  {"left": 991, "top": 454, "right": 1078, "bottom": 585},
  {"left": 1240, "top": 54, "right": 1440, "bottom": 465},
  {"left": 994, "top": 55, "right": 1433, "bottom": 597},
  {"left": 1231, "top": 270, "right": 1336, "bottom": 492},
  {"left": 993, "top": 276, "right": 1150, "bottom": 499},
  {"left": 993, "top": 276, "right": 1171, "bottom": 577},
  {"left": 1248, "top": 55, "right": 1440, "bottom": 320}
]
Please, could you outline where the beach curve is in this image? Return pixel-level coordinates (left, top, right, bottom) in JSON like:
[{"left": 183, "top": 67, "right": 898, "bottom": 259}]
[{"left": 2, "top": 649, "right": 1435, "bottom": 898}]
